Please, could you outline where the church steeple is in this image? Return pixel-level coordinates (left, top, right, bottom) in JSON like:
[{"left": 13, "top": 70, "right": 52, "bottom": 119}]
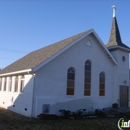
[{"left": 106, "top": 5, "right": 129, "bottom": 49}]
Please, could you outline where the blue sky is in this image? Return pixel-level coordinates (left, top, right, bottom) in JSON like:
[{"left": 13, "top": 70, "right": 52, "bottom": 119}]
[{"left": 0, "top": 0, "right": 130, "bottom": 68}]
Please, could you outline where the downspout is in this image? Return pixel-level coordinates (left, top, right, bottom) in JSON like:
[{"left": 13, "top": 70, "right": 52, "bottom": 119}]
[
  {"left": 31, "top": 73, "right": 36, "bottom": 117},
  {"left": 128, "top": 60, "right": 130, "bottom": 107},
  {"left": 113, "top": 64, "right": 118, "bottom": 104}
]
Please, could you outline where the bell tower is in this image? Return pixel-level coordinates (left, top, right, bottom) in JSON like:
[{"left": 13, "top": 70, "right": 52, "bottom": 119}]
[{"left": 106, "top": 5, "right": 130, "bottom": 107}]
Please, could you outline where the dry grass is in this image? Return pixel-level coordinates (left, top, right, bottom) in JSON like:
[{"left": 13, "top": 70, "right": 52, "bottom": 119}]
[{"left": 0, "top": 107, "right": 120, "bottom": 130}]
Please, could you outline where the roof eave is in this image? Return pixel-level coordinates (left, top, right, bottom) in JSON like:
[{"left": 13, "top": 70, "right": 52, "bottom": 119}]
[
  {"left": 32, "top": 30, "right": 93, "bottom": 72},
  {"left": 32, "top": 30, "right": 117, "bottom": 72},
  {"left": 0, "top": 69, "right": 33, "bottom": 77},
  {"left": 107, "top": 46, "right": 130, "bottom": 52}
]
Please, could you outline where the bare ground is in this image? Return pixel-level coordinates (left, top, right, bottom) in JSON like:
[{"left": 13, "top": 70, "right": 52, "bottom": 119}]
[{"left": 0, "top": 107, "right": 121, "bottom": 130}]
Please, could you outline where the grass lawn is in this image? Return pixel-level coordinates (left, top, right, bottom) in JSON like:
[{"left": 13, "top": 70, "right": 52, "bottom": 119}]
[{"left": 0, "top": 107, "right": 122, "bottom": 130}]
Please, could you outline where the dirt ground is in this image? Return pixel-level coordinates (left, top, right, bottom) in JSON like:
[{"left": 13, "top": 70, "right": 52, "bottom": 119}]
[{"left": 0, "top": 107, "right": 121, "bottom": 130}]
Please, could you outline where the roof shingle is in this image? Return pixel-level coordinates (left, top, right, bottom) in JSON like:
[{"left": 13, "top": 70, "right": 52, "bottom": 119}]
[
  {"left": 0, "top": 30, "right": 91, "bottom": 74},
  {"left": 106, "top": 17, "right": 129, "bottom": 49}
]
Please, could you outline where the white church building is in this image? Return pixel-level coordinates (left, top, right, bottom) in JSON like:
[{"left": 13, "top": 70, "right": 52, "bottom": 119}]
[{"left": 0, "top": 6, "right": 130, "bottom": 117}]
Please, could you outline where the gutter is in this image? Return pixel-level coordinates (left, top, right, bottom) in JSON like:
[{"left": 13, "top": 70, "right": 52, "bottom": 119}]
[
  {"left": 107, "top": 46, "right": 130, "bottom": 53},
  {"left": 0, "top": 69, "right": 32, "bottom": 77}
]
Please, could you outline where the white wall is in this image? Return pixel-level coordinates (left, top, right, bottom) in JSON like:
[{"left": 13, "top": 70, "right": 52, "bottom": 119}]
[
  {"left": 0, "top": 74, "right": 34, "bottom": 117},
  {"left": 110, "top": 50, "right": 130, "bottom": 105},
  {"left": 33, "top": 34, "right": 115, "bottom": 117}
]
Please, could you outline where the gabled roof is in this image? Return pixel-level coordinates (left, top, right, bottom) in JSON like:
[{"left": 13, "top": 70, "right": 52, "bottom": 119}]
[
  {"left": 0, "top": 29, "right": 117, "bottom": 76},
  {"left": 0, "top": 30, "right": 91, "bottom": 75},
  {"left": 106, "top": 6, "right": 130, "bottom": 49}
]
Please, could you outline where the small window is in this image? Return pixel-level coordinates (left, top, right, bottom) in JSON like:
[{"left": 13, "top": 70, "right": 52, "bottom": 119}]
[
  {"left": 14, "top": 76, "right": 18, "bottom": 92},
  {"left": 122, "top": 56, "right": 125, "bottom": 61},
  {"left": 0, "top": 78, "right": 2, "bottom": 91},
  {"left": 42, "top": 104, "right": 50, "bottom": 113},
  {"left": 20, "top": 76, "right": 25, "bottom": 93},
  {"left": 9, "top": 77, "right": 12, "bottom": 92},
  {"left": 66, "top": 67, "right": 75, "bottom": 95},
  {"left": 99, "top": 72, "right": 105, "bottom": 96},
  {"left": 4, "top": 77, "right": 7, "bottom": 91}
]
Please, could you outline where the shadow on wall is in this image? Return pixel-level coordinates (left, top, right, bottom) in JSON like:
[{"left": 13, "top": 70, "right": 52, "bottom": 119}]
[
  {"left": 54, "top": 98, "right": 93, "bottom": 115},
  {"left": 3, "top": 74, "right": 94, "bottom": 117},
  {"left": 37, "top": 97, "right": 94, "bottom": 116},
  {"left": 6, "top": 75, "right": 34, "bottom": 117},
  {"left": 3, "top": 75, "right": 94, "bottom": 117}
]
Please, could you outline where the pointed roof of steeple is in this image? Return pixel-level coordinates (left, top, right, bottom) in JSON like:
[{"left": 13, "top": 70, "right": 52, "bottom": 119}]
[{"left": 106, "top": 5, "right": 129, "bottom": 49}]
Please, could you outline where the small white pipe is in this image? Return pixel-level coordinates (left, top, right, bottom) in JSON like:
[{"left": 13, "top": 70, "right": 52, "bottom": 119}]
[{"left": 112, "top": 5, "right": 116, "bottom": 17}]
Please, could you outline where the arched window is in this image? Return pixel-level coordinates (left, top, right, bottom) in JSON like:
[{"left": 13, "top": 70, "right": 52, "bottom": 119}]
[
  {"left": 66, "top": 67, "right": 75, "bottom": 95},
  {"left": 99, "top": 72, "right": 105, "bottom": 96},
  {"left": 0, "top": 78, "right": 2, "bottom": 91},
  {"left": 14, "top": 76, "right": 18, "bottom": 92},
  {"left": 84, "top": 60, "right": 91, "bottom": 96}
]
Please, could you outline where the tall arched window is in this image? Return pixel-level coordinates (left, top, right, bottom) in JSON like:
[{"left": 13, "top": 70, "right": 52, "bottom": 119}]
[
  {"left": 66, "top": 67, "right": 75, "bottom": 95},
  {"left": 99, "top": 72, "right": 105, "bottom": 96},
  {"left": 84, "top": 60, "right": 91, "bottom": 96}
]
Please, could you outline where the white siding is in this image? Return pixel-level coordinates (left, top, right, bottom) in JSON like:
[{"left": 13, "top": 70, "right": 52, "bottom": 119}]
[
  {"left": 0, "top": 74, "right": 34, "bottom": 117},
  {"left": 33, "top": 34, "right": 115, "bottom": 117},
  {"left": 110, "top": 50, "right": 130, "bottom": 105}
]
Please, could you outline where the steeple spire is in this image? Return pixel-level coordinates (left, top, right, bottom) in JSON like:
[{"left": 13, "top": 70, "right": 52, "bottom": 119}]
[{"left": 106, "top": 5, "right": 129, "bottom": 49}]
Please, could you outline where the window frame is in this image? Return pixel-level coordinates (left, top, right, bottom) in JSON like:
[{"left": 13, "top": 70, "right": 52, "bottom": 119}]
[
  {"left": 84, "top": 60, "right": 91, "bottom": 96},
  {"left": 14, "top": 76, "right": 18, "bottom": 92},
  {"left": 99, "top": 72, "right": 105, "bottom": 96},
  {"left": 9, "top": 77, "right": 12, "bottom": 92},
  {"left": 4, "top": 77, "right": 7, "bottom": 91},
  {"left": 122, "top": 56, "right": 125, "bottom": 61},
  {"left": 20, "top": 75, "right": 25, "bottom": 93},
  {"left": 66, "top": 67, "right": 75, "bottom": 96},
  {"left": 42, "top": 104, "right": 50, "bottom": 114}
]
